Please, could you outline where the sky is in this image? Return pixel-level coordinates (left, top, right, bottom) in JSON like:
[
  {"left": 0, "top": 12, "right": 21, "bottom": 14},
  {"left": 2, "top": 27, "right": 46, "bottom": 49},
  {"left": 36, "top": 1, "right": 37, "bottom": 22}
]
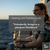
[{"left": 0, "top": 0, "right": 39, "bottom": 19}]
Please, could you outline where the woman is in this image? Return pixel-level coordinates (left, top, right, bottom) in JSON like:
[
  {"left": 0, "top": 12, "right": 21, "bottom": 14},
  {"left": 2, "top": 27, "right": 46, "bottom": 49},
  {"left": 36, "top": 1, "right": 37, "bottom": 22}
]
[{"left": 15, "top": 3, "right": 50, "bottom": 50}]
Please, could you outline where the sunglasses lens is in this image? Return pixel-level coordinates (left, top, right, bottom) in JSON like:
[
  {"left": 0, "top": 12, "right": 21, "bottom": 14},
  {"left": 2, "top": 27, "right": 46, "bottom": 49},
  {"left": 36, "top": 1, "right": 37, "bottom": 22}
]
[{"left": 33, "top": 9, "right": 40, "bottom": 12}]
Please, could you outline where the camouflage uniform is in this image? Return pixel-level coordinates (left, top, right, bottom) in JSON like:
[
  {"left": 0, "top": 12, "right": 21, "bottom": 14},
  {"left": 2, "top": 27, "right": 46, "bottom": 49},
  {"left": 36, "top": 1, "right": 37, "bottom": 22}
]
[{"left": 32, "top": 21, "right": 50, "bottom": 50}]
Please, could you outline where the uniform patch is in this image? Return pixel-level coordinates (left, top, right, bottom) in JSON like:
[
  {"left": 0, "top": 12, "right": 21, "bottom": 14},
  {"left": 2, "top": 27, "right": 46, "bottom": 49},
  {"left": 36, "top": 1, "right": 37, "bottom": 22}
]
[{"left": 45, "top": 25, "right": 50, "bottom": 30}]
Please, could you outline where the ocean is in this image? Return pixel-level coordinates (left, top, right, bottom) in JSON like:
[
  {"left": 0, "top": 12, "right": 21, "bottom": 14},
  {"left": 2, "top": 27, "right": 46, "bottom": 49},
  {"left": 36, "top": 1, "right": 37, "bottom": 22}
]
[{"left": 0, "top": 20, "right": 14, "bottom": 50}]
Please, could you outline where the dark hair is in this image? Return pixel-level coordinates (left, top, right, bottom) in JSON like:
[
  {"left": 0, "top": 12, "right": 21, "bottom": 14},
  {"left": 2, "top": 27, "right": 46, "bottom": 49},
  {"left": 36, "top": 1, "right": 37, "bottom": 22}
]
[{"left": 35, "top": 3, "right": 49, "bottom": 22}]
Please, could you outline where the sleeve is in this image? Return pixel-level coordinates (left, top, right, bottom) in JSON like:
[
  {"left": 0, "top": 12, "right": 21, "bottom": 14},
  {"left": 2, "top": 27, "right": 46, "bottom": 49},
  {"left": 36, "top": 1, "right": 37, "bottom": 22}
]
[
  {"left": 32, "top": 31, "right": 38, "bottom": 41},
  {"left": 39, "top": 30, "right": 49, "bottom": 41}
]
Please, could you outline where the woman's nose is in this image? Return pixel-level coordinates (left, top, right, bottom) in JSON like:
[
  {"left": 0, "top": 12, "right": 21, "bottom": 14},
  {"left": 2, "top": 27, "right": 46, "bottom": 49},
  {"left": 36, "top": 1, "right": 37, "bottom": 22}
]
[{"left": 34, "top": 11, "right": 36, "bottom": 15}]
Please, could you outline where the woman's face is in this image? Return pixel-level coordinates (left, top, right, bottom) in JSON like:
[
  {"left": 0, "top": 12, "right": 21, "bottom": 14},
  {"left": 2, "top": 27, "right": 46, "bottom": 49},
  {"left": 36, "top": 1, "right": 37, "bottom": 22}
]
[{"left": 33, "top": 6, "right": 45, "bottom": 16}]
